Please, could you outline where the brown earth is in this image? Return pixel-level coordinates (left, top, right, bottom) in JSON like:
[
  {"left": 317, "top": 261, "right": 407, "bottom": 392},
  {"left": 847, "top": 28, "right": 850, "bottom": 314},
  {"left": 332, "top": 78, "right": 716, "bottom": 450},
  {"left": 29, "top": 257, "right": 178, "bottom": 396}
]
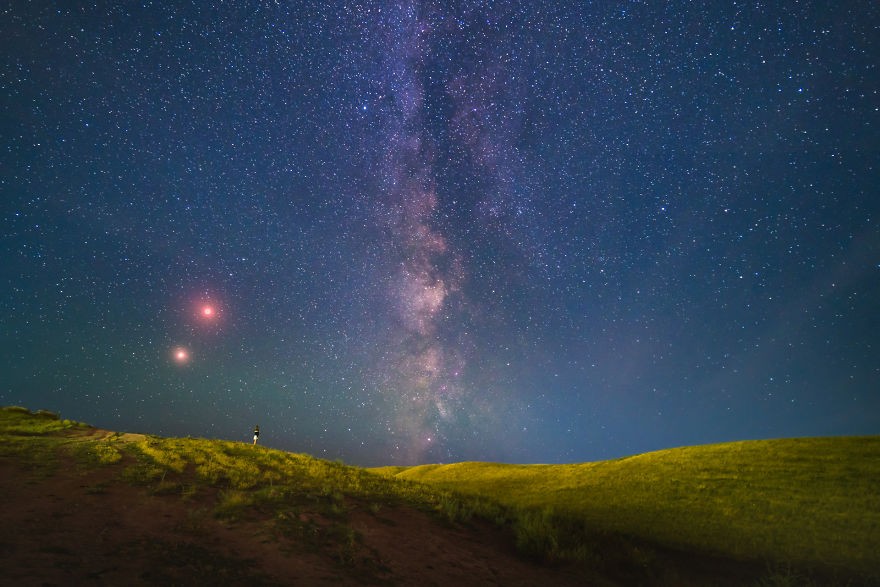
[{"left": 0, "top": 429, "right": 775, "bottom": 586}]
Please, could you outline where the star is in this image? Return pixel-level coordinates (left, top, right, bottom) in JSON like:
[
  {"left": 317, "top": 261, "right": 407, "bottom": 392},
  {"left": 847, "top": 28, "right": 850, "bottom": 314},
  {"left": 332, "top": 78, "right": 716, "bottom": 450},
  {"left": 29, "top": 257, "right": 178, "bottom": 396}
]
[
  {"left": 172, "top": 347, "right": 190, "bottom": 365},
  {"left": 194, "top": 298, "right": 222, "bottom": 326},
  {"left": 0, "top": 1, "right": 875, "bottom": 468}
]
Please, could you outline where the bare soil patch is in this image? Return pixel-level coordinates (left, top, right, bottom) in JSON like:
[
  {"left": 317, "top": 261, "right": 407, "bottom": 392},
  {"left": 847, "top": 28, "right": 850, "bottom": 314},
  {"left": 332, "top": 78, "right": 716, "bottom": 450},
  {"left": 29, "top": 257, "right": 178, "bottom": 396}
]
[
  {"left": 3, "top": 427, "right": 810, "bottom": 586},
  {"left": 0, "top": 451, "right": 594, "bottom": 585}
]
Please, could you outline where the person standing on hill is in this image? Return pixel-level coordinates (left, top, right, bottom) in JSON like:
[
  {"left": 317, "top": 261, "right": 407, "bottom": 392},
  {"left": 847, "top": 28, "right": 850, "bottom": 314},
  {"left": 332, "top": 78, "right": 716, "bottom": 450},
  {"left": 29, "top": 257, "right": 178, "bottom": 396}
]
[{"left": 253, "top": 425, "right": 260, "bottom": 446}]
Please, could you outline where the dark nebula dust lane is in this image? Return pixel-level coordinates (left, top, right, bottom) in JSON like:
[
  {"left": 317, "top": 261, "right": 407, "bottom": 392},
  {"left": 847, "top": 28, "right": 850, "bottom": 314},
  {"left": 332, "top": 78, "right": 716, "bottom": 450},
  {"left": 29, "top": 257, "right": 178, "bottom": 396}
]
[{"left": 1, "top": 2, "right": 878, "bottom": 465}]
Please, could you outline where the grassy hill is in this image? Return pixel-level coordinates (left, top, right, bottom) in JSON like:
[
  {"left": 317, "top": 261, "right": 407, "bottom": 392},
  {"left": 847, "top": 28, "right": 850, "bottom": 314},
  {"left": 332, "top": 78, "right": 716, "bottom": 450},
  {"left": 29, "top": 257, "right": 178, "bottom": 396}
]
[
  {"left": 2, "top": 405, "right": 877, "bottom": 585},
  {"left": 374, "top": 436, "right": 880, "bottom": 581},
  {"left": 0, "top": 406, "right": 604, "bottom": 585}
]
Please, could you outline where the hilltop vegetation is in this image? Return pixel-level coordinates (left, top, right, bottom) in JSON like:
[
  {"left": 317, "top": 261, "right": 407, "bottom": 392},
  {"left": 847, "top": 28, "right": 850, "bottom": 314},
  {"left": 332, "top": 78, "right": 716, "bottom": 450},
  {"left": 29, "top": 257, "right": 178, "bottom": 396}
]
[
  {"left": 0, "top": 406, "right": 596, "bottom": 585},
  {"left": 0, "top": 406, "right": 457, "bottom": 513},
  {"left": 2, "top": 406, "right": 877, "bottom": 585},
  {"left": 375, "top": 437, "right": 880, "bottom": 581}
]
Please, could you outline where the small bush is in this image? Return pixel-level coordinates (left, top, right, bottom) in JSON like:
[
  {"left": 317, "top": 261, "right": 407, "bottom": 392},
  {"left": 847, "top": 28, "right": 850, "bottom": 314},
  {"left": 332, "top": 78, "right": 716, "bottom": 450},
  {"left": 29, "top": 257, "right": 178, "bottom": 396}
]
[
  {"left": 91, "top": 442, "right": 123, "bottom": 465},
  {"left": 122, "top": 463, "right": 164, "bottom": 485},
  {"left": 436, "top": 493, "right": 474, "bottom": 524},
  {"left": 514, "top": 507, "right": 559, "bottom": 559},
  {"left": 757, "top": 564, "right": 817, "bottom": 587},
  {"left": 215, "top": 490, "right": 253, "bottom": 520}
]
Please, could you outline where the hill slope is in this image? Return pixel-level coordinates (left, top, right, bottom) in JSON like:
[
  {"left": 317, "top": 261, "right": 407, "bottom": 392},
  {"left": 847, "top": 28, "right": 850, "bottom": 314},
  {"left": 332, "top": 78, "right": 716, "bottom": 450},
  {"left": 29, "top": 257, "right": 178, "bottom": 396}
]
[
  {"left": 3, "top": 406, "right": 877, "bottom": 585},
  {"left": 0, "top": 406, "right": 596, "bottom": 586},
  {"left": 374, "top": 436, "right": 880, "bottom": 580}
]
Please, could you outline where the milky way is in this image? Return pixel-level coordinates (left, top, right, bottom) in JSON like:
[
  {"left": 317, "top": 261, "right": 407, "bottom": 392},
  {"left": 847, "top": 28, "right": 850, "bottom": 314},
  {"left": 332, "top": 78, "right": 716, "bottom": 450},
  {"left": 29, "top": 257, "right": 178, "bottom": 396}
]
[
  {"left": 1, "top": 1, "right": 877, "bottom": 466},
  {"left": 357, "top": 3, "right": 560, "bottom": 462}
]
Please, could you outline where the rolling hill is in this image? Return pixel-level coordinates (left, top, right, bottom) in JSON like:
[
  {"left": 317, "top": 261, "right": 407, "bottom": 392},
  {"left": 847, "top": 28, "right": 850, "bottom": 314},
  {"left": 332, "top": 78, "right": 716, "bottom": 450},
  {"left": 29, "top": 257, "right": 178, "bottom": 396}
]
[
  {"left": 2, "top": 406, "right": 877, "bottom": 585},
  {"left": 374, "top": 436, "right": 880, "bottom": 582}
]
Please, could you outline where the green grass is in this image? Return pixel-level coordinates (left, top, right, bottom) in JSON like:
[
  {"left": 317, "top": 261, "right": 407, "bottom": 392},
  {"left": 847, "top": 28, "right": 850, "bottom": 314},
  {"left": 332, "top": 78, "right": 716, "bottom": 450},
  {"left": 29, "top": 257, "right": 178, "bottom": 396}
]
[
  {"left": 0, "top": 406, "right": 91, "bottom": 475},
  {"left": 3, "top": 406, "right": 877, "bottom": 583},
  {"left": 1, "top": 406, "right": 498, "bottom": 583},
  {"left": 373, "top": 437, "right": 880, "bottom": 578},
  {"left": 0, "top": 406, "right": 490, "bottom": 525},
  {"left": 0, "top": 405, "right": 88, "bottom": 436}
]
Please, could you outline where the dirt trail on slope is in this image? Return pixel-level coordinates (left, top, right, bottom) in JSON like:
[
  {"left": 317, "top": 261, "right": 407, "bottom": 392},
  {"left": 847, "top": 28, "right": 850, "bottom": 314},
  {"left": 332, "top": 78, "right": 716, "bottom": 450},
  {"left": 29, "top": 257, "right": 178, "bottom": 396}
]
[{"left": 0, "top": 433, "right": 598, "bottom": 586}]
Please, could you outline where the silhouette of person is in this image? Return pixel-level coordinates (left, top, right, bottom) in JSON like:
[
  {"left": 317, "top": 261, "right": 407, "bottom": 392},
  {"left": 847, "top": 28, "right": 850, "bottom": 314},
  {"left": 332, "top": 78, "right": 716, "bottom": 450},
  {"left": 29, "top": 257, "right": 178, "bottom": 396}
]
[{"left": 253, "top": 425, "right": 260, "bottom": 446}]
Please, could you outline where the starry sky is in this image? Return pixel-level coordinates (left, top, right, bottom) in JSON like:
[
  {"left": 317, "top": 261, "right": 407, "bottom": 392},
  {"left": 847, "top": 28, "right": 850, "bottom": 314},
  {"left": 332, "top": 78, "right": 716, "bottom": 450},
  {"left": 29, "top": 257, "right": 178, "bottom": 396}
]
[{"left": 2, "top": 2, "right": 878, "bottom": 466}]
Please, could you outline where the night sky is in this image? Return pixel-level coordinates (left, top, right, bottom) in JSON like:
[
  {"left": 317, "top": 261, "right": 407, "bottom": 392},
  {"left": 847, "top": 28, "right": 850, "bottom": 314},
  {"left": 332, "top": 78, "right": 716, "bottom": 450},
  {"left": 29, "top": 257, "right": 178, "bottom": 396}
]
[{"left": 2, "top": 2, "right": 878, "bottom": 466}]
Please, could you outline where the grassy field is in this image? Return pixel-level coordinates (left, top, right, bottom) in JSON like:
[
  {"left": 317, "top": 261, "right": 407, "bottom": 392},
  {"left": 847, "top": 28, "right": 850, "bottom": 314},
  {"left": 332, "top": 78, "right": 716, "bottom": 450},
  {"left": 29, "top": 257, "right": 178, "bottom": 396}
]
[
  {"left": 1, "top": 406, "right": 526, "bottom": 584},
  {"left": 0, "top": 406, "right": 479, "bottom": 524},
  {"left": 3, "top": 405, "right": 878, "bottom": 584},
  {"left": 373, "top": 437, "right": 880, "bottom": 579}
]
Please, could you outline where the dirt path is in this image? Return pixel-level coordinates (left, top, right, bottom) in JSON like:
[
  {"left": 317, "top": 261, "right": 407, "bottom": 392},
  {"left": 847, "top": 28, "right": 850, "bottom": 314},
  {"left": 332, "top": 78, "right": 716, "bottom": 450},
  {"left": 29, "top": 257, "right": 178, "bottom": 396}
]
[
  {"left": 2, "top": 427, "right": 798, "bottom": 586},
  {"left": 60, "top": 427, "right": 146, "bottom": 443},
  {"left": 0, "top": 446, "right": 597, "bottom": 586}
]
